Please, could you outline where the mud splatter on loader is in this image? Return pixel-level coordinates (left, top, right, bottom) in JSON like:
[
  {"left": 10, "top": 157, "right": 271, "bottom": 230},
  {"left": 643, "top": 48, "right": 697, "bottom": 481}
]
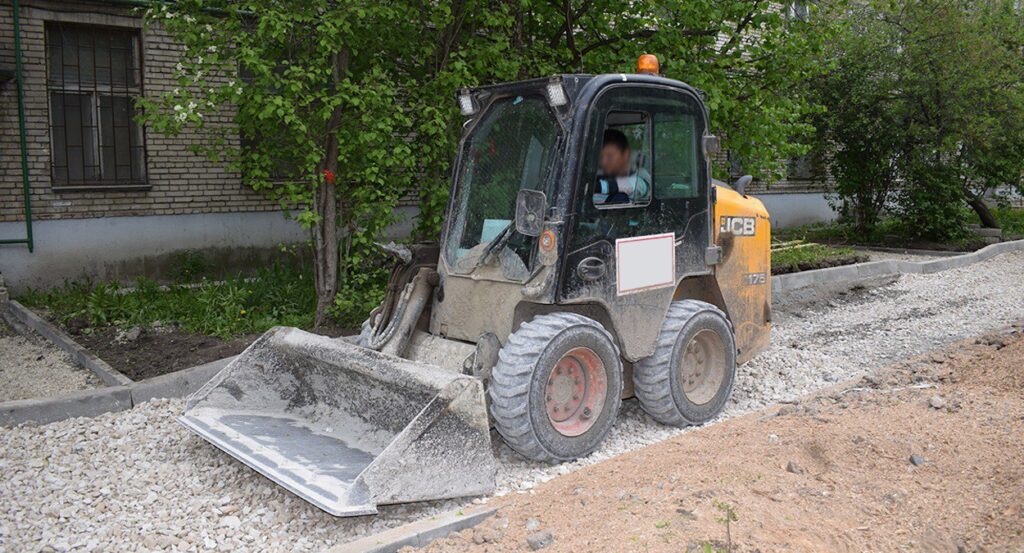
[{"left": 182, "top": 55, "right": 772, "bottom": 516}]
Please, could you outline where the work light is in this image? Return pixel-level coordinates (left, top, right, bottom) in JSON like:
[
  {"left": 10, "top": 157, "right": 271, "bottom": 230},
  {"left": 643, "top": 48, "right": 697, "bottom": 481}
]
[
  {"left": 546, "top": 78, "right": 568, "bottom": 107},
  {"left": 457, "top": 89, "right": 478, "bottom": 116}
]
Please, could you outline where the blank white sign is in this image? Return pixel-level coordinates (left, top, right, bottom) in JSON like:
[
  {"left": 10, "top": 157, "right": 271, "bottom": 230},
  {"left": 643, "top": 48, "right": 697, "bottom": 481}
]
[{"left": 616, "top": 233, "right": 676, "bottom": 296}]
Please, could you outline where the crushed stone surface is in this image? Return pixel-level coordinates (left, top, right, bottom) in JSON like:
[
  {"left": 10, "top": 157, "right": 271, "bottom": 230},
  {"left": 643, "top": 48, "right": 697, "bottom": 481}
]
[
  {"left": 2, "top": 250, "right": 1023, "bottom": 552},
  {"left": 0, "top": 320, "right": 100, "bottom": 402}
]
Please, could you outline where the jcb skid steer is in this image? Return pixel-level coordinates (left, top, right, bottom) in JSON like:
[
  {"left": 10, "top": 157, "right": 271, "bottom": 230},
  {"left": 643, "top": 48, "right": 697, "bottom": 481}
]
[{"left": 181, "top": 55, "right": 772, "bottom": 516}]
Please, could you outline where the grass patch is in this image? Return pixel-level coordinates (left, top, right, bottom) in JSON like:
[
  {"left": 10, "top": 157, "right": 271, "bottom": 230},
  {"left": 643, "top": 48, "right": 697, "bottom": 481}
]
[
  {"left": 771, "top": 243, "right": 861, "bottom": 274},
  {"left": 992, "top": 207, "right": 1024, "bottom": 237},
  {"left": 19, "top": 263, "right": 322, "bottom": 339},
  {"left": 774, "top": 217, "right": 984, "bottom": 251}
]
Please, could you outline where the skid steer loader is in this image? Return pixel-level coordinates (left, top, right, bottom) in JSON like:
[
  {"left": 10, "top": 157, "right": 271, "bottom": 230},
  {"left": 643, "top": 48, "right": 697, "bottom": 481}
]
[{"left": 180, "top": 55, "right": 772, "bottom": 517}]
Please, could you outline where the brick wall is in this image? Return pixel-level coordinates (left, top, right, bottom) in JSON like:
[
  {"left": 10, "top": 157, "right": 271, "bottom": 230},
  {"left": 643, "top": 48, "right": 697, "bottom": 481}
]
[{"left": 0, "top": 0, "right": 277, "bottom": 224}]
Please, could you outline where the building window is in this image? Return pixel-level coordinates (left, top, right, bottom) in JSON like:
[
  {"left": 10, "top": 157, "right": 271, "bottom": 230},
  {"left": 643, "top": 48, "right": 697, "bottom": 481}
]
[{"left": 46, "top": 23, "right": 146, "bottom": 189}]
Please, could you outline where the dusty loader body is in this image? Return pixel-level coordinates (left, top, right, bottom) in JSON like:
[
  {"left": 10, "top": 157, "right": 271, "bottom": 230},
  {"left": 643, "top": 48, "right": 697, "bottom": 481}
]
[{"left": 181, "top": 59, "right": 772, "bottom": 517}]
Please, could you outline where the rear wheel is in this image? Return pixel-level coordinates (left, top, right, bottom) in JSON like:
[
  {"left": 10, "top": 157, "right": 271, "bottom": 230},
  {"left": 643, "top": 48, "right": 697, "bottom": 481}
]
[
  {"left": 633, "top": 300, "right": 736, "bottom": 427},
  {"left": 489, "top": 313, "right": 623, "bottom": 463}
]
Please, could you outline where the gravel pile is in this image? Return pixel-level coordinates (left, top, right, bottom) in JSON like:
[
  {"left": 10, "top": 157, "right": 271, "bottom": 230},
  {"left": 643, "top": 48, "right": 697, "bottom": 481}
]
[
  {"left": 2, "top": 250, "right": 1023, "bottom": 552},
  {"left": 0, "top": 320, "right": 100, "bottom": 402}
]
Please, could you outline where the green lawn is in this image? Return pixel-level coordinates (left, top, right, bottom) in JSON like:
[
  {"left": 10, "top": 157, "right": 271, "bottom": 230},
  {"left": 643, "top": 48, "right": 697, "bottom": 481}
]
[
  {"left": 19, "top": 263, "right": 318, "bottom": 339},
  {"left": 771, "top": 242, "right": 861, "bottom": 274},
  {"left": 774, "top": 207, "right": 1024, "bottom": 250}
]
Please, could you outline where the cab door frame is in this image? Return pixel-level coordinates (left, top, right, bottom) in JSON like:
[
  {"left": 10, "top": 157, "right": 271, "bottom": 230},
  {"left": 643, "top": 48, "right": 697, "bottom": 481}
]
[{"left": 553, "top": 79, "right": 715, "bottom": 361}]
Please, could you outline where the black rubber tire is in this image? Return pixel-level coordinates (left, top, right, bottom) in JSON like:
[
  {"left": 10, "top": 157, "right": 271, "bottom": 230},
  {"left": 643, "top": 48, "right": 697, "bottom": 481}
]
[
  {"left": 633, "top": 300, "right": 736, "bottom": 427},
  {"left": 489, "top": 313, "right": 623, "bottom": 463}
]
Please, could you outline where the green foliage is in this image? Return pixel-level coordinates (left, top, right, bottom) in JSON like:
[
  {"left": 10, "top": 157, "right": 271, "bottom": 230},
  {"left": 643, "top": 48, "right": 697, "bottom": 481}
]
[
  {"left": 331, "top": 247, "right": 391, "bottom": 326},
  {"left": 991, "top": 207, "right": 1024, "bottom": 237},
  {"left": 141, "top": 0, "right": 830, "bottom": 237},
  {"left": 712, "top": 500, "right": 738, "bottom": 553},
  {"left": 138, "top": 1, "right": 831, "bottom": 323},
  {"left": 19, "top": 264, "right": 317, "bottom": 339},
  {"left": 19, "top": 255, "right": 392, "bottom": 336},
  {"left": 814, "top": 0, "right": 1024, "bottom": 240}
]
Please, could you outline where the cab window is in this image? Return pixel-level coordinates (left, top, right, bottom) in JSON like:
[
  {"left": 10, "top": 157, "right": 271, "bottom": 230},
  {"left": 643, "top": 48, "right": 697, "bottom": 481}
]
[
  {"left": 653, "top": 111, "right": 700, "bottom": 199},
  {"left": 592, "top": 112, "right": 652, "bottom": 208},
  {"left": 569, "top": 86, "right": 708, "bottom": 251}
]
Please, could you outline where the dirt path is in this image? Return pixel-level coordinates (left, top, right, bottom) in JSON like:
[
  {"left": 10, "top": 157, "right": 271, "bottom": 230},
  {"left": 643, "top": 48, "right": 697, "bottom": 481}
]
[{"left": 415, "top": 326, "right": 1024, "bottom": 553}]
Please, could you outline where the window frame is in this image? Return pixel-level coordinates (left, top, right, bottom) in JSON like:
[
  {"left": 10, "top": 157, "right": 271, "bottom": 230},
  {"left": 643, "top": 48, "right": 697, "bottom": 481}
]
[
  {"left": 592, "top": 110, "right": 654, "bottom": 211},
  {"left": 45, "top": 21, "right": 149, "bottom": 192}
]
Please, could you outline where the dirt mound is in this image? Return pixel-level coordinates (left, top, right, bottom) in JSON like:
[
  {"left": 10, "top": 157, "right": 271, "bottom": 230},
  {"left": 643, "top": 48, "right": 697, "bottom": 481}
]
[{"left": 413, "top": 325, "right": 1024, "bottom": 553}]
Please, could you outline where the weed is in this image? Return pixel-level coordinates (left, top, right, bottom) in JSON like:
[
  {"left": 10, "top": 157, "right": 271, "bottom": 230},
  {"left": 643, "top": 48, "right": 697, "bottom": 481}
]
[{"left": 713, "top": 500, "right": 738, "bottom": 553}]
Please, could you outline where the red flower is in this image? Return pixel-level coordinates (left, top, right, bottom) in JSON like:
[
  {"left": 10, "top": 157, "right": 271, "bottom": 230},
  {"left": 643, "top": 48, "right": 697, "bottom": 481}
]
[{"left": 322, "top": 169, "right": 335, "bottom": 185}]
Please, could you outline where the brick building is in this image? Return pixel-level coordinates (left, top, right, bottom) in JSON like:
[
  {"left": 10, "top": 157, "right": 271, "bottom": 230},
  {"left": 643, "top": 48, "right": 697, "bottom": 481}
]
[{"left": 0, "top": 0, "right": 317, "bottom": 292}]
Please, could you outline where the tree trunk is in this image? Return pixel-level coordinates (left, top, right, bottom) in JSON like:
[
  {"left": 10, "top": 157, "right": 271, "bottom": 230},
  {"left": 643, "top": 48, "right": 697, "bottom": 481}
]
[
  {"left": 312, "top": 151, "right": 338, "bottom": 328},
  {"left": 310, "top": 49, "right": 349, "bottom": 328},
  {"left": 968, "top": 195, "right": 999, "bottom": 228}
]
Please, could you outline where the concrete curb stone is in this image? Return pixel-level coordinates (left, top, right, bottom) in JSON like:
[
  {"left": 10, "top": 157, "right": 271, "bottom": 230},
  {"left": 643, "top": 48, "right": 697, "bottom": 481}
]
[
  {"left": 0, "top": 354, "right": 237, "bottom": 427},
  {"left": 0, "top": 385, "right": 133, "bottom": 427},
  {"left": 773, "top": 238, "right": 1024, "bottom": 295},
  {"left": 325, "top": 505, "right": 497, "bottom": 553}
]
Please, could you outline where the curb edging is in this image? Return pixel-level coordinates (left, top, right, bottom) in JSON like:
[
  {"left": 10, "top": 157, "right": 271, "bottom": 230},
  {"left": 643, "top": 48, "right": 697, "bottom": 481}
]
[
  {"left": 325, "top": 505, "right": 497, "bottom": 553},
  {"left": 0, "top": 355, "right": 234, "bottom": 427},
  {"left": 773, "top": 238, "right": 1024, "bottom": 295}
]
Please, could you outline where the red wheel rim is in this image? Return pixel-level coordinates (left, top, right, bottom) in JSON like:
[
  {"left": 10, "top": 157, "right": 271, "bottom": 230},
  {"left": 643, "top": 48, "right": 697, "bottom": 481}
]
[{"left": 544, "top": 347, "right": 607, "bottom": 437}]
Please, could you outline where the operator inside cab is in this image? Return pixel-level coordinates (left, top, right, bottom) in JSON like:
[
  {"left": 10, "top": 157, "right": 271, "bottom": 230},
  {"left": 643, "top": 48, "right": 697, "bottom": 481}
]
[{"left": 593, "top": 128, "right": 650, "bottom": 205}]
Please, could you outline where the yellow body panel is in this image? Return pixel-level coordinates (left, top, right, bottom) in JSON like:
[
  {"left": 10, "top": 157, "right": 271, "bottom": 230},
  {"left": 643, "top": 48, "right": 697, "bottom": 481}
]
[{"left": 711, "top": 185, "right": 772, "bottom": 364}]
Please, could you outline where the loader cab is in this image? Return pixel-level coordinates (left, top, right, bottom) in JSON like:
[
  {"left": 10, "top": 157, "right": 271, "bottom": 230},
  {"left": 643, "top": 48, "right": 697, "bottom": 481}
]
[
  {"left": 436, "top": 72, "right": 715, "bottom": 361},
  {"left": 558, "top": 80, "right": 714, "bottom": 360}
]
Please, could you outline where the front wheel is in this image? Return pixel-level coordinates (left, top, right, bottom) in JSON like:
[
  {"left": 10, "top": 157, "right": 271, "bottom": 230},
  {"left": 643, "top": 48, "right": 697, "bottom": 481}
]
[
  {"left": 633, "top": 300, "right": 736, "bottom": 427},
  {"left": 489, "top": 313, "right": 623, "bottom": 463}
]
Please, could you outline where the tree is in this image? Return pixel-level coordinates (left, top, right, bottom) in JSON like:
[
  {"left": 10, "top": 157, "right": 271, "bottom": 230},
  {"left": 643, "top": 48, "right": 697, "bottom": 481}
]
[
  {"left": 142, "top": 1, "right": 423, "bottom": 326},
  {"left": 814, "top": 0, "right": 1024, "bottom": 240},
  {"left": 142, "top": 0, "right": 828, "bottom": 324}
]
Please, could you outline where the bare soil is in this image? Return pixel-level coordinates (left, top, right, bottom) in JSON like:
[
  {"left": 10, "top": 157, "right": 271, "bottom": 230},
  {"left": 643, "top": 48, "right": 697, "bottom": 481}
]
[
  {"left": 414, "top": 326, "right": 1024, "bottom": 553},
  {"left": 69, "top": 325, "right": 258, "bottom": 381},
  {"left": 55, "top": 316, "right": 356, "bottom": 381}
]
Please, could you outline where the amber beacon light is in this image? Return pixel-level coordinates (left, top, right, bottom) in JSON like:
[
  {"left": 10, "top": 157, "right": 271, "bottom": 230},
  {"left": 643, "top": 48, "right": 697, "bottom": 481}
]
[{"left": 637, "top": 54, "right": 660, "bottom": 75}]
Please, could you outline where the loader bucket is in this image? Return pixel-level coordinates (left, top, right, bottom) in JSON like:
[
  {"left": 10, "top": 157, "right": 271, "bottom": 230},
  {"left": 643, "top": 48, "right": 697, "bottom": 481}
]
[{"left": 178, "top": 327, "right": 496, "bottom": 517}]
